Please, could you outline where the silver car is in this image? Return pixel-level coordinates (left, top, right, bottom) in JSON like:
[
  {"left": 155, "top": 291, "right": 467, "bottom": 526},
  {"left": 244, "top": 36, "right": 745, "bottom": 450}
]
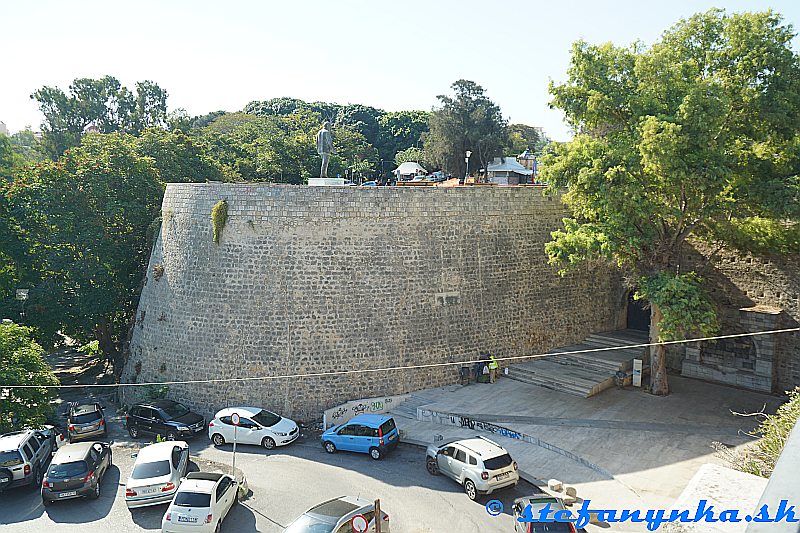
[
  {"left": 125, "top": 441, "right": 189, "bottom": 508},
  {"left": 425, "top": 436, "right": 519, "bottom": 500},
  {"left": 67, "top": 403, "right": 107, "bottom": 442},
  {"left": 283, "top": 496, "right": 390, "bottom": 533}
]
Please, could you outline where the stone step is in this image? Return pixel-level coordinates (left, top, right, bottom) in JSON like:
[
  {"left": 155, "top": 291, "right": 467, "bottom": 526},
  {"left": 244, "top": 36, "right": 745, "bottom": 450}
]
[
  {"left": 508, "top": 361, "right": 607, "bottom": 394},
  {"left": 506, "top": 368, "right": 591, "bottom": 397},
  {"left": 546, "top": 349, "right": 623, "bottom": 373}
]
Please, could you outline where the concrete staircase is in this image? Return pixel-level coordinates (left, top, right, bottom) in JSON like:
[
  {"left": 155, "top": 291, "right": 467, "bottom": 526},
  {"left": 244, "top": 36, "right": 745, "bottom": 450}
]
[{"left": 506, "top": 329, "right": 650, "bottom": 397}]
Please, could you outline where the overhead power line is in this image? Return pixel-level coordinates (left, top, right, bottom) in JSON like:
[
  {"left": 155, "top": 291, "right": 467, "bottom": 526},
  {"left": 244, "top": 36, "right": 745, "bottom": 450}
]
[{"left": 2, "top": 327, "right": 798, "bottom": 389}]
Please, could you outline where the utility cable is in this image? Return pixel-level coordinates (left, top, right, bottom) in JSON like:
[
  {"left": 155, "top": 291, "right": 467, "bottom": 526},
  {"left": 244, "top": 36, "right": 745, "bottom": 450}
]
[{"left": 2, "top": 327, "right": 798, "bottom": 389}]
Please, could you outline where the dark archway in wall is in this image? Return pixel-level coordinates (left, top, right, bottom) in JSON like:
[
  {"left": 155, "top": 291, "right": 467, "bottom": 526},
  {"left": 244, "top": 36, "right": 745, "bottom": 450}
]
[{"left": 627, "top": 290, "right": 650, "bottom": 331}]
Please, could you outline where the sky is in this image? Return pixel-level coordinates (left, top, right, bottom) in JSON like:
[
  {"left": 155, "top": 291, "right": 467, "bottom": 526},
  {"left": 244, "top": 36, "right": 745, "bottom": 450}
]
[{"left": 2, "top": 0, "right": 799, "bottom": 142}]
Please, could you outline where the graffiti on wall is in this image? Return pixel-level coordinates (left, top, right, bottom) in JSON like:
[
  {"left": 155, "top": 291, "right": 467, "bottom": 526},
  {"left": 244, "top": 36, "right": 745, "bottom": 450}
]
[{"left": 323, "top": 395, "right": 409, "bottom": 428}]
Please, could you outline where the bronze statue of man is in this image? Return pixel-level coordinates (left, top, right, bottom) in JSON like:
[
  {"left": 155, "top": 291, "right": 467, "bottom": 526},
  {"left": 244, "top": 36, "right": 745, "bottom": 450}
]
[{"left": 315, "top": 121, "right": 334, "bottom": 177}]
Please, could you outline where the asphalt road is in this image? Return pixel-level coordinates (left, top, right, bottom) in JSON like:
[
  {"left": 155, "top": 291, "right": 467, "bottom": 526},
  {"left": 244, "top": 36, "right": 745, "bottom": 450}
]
[{"left": 0, "top": 421, "right": 538, "bottom": 533}]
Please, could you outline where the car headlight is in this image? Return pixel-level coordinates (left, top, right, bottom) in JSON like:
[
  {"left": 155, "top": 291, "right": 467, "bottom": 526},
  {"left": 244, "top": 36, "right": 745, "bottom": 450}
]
[
  {"left": 275, "top": 432, "right": 288, "bottom": 437},
  {"left": 177, "top": 426, "right": 190, "bottom": 431}
]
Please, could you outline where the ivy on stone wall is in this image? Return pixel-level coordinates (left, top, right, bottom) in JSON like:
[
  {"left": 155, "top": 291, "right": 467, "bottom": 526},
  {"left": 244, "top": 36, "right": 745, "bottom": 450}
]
[{"left": 211, "top": 199, "right": 228, "bottom": 244}]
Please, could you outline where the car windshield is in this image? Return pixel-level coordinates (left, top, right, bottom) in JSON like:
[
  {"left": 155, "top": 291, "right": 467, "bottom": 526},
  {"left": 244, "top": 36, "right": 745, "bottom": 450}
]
[
  {"left": 484, "top": 453, "right": 513, "bottom": 470},
  {"left": 0, "top": 450, "right": 23, "bottom": 467},
  {"left": 252, "top": 410, "right": 281, "bottom": 427},
  {"left": 72, "top": 411, "right": 101, "bottom": 424},
  {"left": 48, "top": 460, "right": 88, "bottom": 478},
  {"left": 131, "top": 460, "right": 171, "bottom": 479},
  {"left": 283, "top": 514, "right": 336, "bottom": 533},
  {"left": 173, "top": 491, "right": 211, "bottom": 507},
  {"left": 160, "top": 403, "right": 189, "bottom": 420},
  {"left": 530, "top": 524, "right": 575, "bottom": 532}
]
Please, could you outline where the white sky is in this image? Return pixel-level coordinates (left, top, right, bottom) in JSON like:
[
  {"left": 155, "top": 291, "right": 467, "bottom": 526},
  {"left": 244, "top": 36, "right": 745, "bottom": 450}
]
[{"left": 2, "top": 0, "right": 799, "bottom": 141}]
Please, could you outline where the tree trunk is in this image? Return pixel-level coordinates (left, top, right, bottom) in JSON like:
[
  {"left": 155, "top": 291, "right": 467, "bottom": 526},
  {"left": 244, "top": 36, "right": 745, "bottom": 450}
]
[
  {"left": 649, "top": 303, "right": 670, "bottom": 396},
  {"left": 94, "top": 322, "right": 122, "bottom": 380}
]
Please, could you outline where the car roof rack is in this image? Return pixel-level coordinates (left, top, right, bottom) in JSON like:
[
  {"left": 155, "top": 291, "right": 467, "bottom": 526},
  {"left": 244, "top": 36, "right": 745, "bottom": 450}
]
[{"left": 476, "top": 435, "right": 502, "bottom": 448}]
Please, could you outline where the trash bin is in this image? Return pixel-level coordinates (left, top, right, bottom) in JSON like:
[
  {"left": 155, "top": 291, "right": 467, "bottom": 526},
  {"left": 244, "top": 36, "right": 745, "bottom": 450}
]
[{"left": 459, "top": 365, "right": 471, "bottom": 385}]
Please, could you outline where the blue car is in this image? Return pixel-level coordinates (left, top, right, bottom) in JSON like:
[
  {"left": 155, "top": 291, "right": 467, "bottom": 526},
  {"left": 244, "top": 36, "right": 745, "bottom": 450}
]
[{"left": 321, "top": 414, "right": 400, "bottom": 460}]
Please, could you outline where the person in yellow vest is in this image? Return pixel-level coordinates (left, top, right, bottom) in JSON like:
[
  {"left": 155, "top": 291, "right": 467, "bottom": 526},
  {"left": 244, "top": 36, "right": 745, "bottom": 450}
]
[{"left": 488, "top": 355, "right": 499, "bottom": 383}]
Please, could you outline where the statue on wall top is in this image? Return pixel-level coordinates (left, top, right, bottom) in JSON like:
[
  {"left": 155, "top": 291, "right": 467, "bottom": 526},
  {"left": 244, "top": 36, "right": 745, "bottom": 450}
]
[{"left": 315, "top": 121, "right": 334, "bottom": 177}]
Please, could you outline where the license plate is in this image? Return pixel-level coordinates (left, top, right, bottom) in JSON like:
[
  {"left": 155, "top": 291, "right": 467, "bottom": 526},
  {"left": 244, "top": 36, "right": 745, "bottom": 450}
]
[
  {"left": 389, "top": 434, "right": 396, "bottom": 440},
  {"left": 177, "top": 515, "right": 198, "bottom": 523},
  {"left": 59, "top": 491, "right": 77, "bottom": 498},
  {"left": 496, "top": 472, "right": 510, "bottom": 481},
  {"left": 140, "top": 487, "right": 158, "bottom": 494}
]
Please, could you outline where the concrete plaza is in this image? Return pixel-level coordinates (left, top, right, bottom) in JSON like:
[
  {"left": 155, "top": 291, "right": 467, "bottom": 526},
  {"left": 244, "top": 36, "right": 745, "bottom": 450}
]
[{"left": 391, "top": 375, "right": 784, "bottom": 531}]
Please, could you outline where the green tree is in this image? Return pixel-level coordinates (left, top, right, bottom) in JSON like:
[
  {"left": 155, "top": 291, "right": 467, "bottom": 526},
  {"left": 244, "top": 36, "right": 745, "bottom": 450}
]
[
  {"left": 394, "top": 146, "right": 427, "bottom": 166},
  {"left": 135, "top": 128, "right": 230, "bottom": 182},
  {"left": 31, "top": 76, "right": 168, "bottom": 158},
  {"left": 543, "top": 9, "right": 800, "bottom": 395},
  {"left": 507, "top": 124, "right": 549, "bottom": 155},
  {"left": 0, "top": 134, "right": 21, "bottom": 180},
  {"left": 377, "top": 110, "right": 430, "bottom": 162},
  {"left": 1, "top": 134, "right": 163, "bottom": 375},
  {"left": 424, "top": 80, "right": 508, "bottom": 179},
  {"left": 9, "top": 127, "right": 46, "bottom": 164},
  {"left": 0, "top": 321, "right": 59, "bottom": 433}
]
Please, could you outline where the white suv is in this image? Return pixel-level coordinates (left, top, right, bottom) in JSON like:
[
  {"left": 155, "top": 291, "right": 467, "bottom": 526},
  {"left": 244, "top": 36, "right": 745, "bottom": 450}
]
[
  {"left": 425, "top": 436, "right": 519, "bottom": 500},
  {"left": 0, "top": 429, "right": 55, "bottom": 492}
]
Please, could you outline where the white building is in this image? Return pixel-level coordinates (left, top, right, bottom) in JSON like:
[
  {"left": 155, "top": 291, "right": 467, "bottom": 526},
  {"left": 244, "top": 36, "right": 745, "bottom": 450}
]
[{"left": 393, "top": 161, "right": 427, "bottom": 181}]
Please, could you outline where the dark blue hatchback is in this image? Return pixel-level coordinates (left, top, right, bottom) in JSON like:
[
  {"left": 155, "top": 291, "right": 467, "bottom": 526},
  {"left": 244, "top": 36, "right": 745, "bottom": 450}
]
[{"left": 321, "top": 414, "right": 400, "bottom": 460}]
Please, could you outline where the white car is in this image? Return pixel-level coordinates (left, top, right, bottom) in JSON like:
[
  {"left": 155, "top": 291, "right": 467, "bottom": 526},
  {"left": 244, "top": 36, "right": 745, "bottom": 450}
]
[
  {"left": 126, "top": 441, "right": 189, "bottom": 508},
  {"left": 208, "top": 407, "right": 299, "bottom": 449},
  {"left": 161, "top": 472, "right": 237, "bottom": 533},
  {"left": 284, "top": 496, "right": 390, "bottom": 533}
]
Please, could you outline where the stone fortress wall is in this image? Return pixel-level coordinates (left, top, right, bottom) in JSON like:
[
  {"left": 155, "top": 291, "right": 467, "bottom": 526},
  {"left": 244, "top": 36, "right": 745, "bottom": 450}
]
[{"left": 121, "top": 183, "right": 626, "bottom": 420}]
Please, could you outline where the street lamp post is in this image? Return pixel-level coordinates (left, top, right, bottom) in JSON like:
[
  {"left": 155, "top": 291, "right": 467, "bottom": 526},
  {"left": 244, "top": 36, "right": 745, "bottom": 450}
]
[{"left": 465, "top": 150, "right": 472, "bottom": 184}]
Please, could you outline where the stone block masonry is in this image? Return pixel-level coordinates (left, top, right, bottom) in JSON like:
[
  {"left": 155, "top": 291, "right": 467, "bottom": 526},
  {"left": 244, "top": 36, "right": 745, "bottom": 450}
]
[{"left": 121, "top": 183, "right": 625, "bottom": 421}]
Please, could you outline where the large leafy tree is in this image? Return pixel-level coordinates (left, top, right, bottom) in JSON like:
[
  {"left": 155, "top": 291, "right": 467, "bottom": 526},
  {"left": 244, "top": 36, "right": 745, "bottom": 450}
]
[
  {"left": 424, "top": 80, "right": 508, "bottom": 179},
  {"left": 376, "top": 110, "right": 430, "bottom": 163},
  {"left": 1, "top": 134, "right": 163, "bottom": 375},
  {"left": 31, "top": 76, "right": 168, "bottom": 158},
  {"left": 0, "top": 322, "right": 59, "bottom": 433},
  {"left": 543, "top": 9, "right": 800, "bottom": 395},
  {"left": 507, "top": 124, "right": 549, "bottom": 155}
]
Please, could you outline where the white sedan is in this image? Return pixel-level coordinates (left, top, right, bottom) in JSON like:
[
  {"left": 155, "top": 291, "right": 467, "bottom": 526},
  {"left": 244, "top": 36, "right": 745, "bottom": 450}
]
[
  {"left": 161, "top": 472, "right": 237, "bottom": 533},
  {"left": 208, "top": 407, "right": 299, "bottom": 449},
  {"left": 126, "top": 441, "right": 189, "bottom": 508}
]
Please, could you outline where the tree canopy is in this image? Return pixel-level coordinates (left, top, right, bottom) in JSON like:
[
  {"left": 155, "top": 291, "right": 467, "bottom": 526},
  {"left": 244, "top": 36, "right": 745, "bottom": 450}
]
[
  {"left": 424, "top": 80, "right": 508, "bottom": 178},
  {"left": 0, "top": 321, "right": 59, "bottom": 433},
  {"left": 543, "top": 9, "right": 800, "bottom": 395},
  {"left": 31, "top": 76, "right": 168, "bottom": 158}
]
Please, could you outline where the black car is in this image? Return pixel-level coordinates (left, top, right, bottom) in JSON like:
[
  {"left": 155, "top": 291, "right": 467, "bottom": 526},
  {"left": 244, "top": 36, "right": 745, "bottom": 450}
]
[
  {"left": 126, "top": 400, "right": 205, "bottom": 440},
  {"left": 42, "top": 441, "right": 112, "bottom": 505}
]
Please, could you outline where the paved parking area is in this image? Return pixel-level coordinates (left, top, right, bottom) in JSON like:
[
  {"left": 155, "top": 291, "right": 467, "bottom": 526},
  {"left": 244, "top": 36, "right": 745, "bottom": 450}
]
[{"left": 0, "top": 424, "right": 539, "bottom": 533}]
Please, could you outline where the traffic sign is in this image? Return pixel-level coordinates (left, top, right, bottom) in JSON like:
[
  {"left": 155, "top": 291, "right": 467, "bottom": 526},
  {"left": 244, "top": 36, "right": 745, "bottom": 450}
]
[
  {"left": 231, "top": 413, "right": 241, "bottom": 426},
  {"left": 350, "top": 514, "right": 368, "bottom": 533}
]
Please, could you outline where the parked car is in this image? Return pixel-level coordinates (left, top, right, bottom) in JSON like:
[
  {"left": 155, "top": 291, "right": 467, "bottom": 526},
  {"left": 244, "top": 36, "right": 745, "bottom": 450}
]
[
  {"left": 125, "top": 441, "right": 190, "bottom": 508},
  {"left": 0, "top": 429, "right": 55, "bottom": 493},
  {"left": 42, "top": 441, "right": 112, "bottom": 505},
  {"left": 209, "top": 406, "right": 299, "bottom": 449},
  {"left": 161, "top": 472, "right": 238, "bottom": 533},
  {"left": 67, "top": 403, "right": 107, "bottom": 442},
  {"left": 321, "top": 414, "right": 399, "bottom": 460},
  {"left": 425, "top": 436, "right": 519, "bottom": 500},
  {"left": 283, "top": 496, "right": 390, "bottom": 533},
  {"left": 360, "top": 181, "right": 378, "bottom": 187},
  {"left": 513, "top": 495, "right": 577, "bottom": 532},
  {"left": 127, "top": 400, "right": 205, "bottom": 440}
]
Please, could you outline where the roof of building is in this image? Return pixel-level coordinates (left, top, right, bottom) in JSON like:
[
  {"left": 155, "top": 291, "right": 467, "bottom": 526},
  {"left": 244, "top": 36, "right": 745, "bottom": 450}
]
[
  {"left": 393, "top": 161, "right": 427, "bottom": 175},
  {"left": 487, "top": 157, "right": 533, "bottom": 175}
]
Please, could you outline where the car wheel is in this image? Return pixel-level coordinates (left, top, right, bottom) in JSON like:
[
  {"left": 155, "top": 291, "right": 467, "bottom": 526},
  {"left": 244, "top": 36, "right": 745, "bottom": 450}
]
[
  {"left": 426, "top": 457, "right": 439, "bottom": 475},
  {"left": 128, "top": 425, "right": 139, "bottom": 439},
  {"left": 464, "top": 479, "right": 478, "bottom": 501},
  {"left": 212, "top": 433, "right": 225, "bottom": 446},
  {"left": 369, "top": 447, "right": 382, "bottom": 460},
  {"left": 262, "top": 437, "right": 276, "bottom": 450},
  {"left": 0, "top": 467, "right": 13, "bottom": 491},
  {"left": 32, "top": 467, "right": 43, "bottom": 488},
  {"left": 323, "top": 441, "right": 336, "bottom": 454},
  {"left": 166, "top": 431, "right": 177, "bottom": 441}
]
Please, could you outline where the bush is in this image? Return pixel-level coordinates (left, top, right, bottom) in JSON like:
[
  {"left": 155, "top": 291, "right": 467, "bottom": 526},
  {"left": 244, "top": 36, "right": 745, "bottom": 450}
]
[
  {"left": 716, "top": 387, "right": 800, "bottom": 478},
  {"left": 0, "top": 322, "right": 60, "bottom": 433},
  {"left": 211, "top": 199, "right": 228, "bottom": 244}
]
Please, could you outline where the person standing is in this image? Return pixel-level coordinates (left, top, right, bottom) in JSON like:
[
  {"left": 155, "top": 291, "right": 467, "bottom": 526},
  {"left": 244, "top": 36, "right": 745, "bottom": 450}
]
[{"left": 488, "top": 355, "right": 499, "bottom": 383}]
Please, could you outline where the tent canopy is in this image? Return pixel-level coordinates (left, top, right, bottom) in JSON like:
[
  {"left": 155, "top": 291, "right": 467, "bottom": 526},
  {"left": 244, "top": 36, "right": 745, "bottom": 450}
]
[
  {"left": 487, "top": 157, "right": 533, "bottom": 175},
  {"left": 393, "top": 161, "right": 427, "bottom": 175}
]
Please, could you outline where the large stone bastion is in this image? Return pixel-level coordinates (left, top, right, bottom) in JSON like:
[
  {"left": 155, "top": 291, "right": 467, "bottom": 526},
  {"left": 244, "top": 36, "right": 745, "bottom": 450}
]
[{"left": 121, "top": 183, "right": 625, "bottom": 420}]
